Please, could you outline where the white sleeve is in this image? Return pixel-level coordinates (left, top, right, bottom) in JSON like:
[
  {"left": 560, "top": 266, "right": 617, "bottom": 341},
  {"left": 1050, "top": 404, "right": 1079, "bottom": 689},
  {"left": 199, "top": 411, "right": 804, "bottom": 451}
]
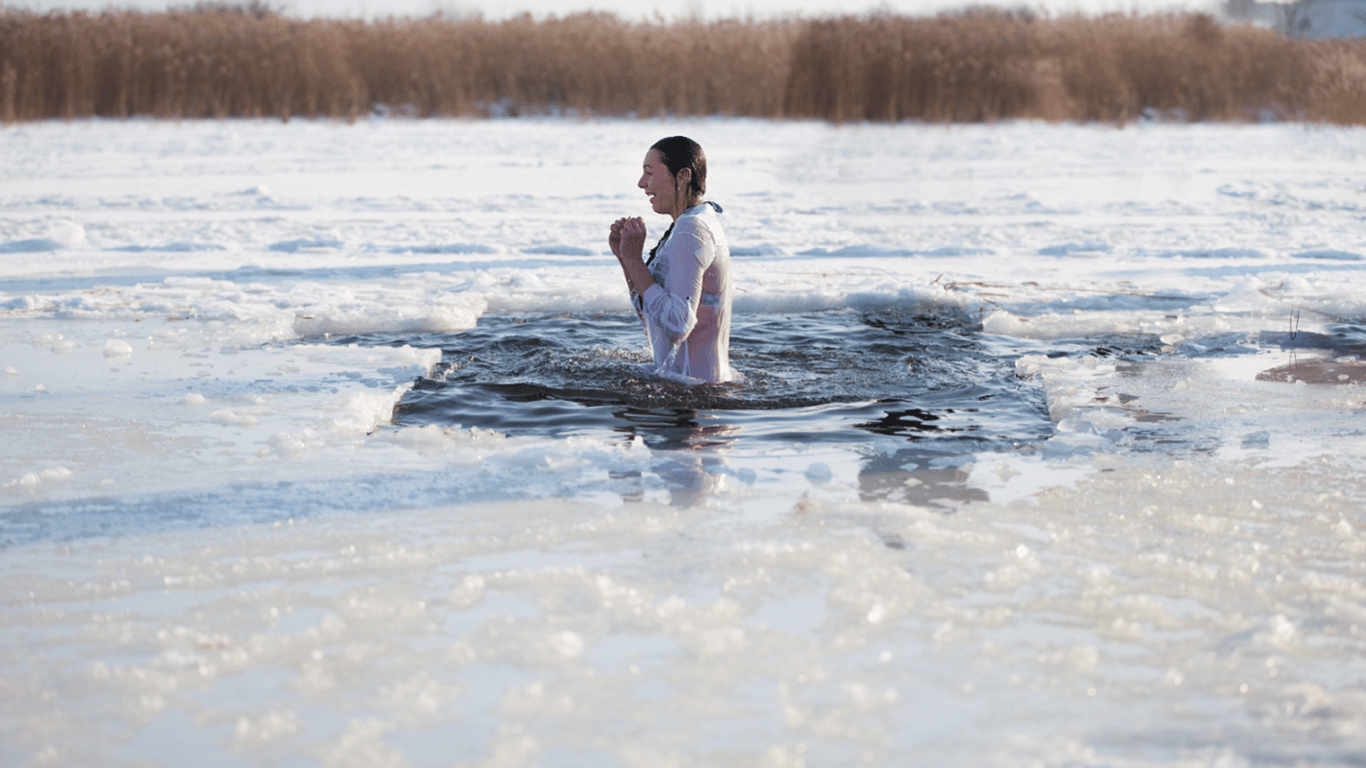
[{"left": 641, "top": 222, "right": 712, "bottom": 345}]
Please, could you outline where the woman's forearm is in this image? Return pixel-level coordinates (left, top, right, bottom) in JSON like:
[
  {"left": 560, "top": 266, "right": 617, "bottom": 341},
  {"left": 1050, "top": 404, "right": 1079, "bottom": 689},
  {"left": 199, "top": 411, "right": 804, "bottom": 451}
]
[
  {"left": 618, "top": 254, "right": 655, "bottom": 298},
  {"left": 617, "top": 258, "right": 643, "bottom": 298}
]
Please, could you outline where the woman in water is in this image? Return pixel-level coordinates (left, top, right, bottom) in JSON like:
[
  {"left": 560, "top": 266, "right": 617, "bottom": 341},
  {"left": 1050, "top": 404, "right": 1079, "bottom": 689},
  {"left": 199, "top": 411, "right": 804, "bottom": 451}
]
[{"left": 609, "top": 136, "right": 734, "bottom": 383}]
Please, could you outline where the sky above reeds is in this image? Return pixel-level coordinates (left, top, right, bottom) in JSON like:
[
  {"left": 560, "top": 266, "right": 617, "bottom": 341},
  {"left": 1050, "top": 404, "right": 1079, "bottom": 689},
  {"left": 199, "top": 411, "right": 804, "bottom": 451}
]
[{"left": 10, "top": 0, "right": 1219, "bottom": 21}]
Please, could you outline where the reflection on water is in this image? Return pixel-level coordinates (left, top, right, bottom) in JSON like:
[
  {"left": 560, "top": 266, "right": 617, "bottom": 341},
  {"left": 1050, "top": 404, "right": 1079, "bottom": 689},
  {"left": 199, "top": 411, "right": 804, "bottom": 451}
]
[
  {"left": 612, "top": 407, "right": 740, "bottom": 507},
  {"left": 612, "top": 407, "right": 740, "bottom": 451},
  {"left": 607, "top": 406, "right": 992, "bottom": 509},
  {"left": 1257, "top": 354, "right": 1366, "bottom": 385},
  {"left": 855, "top": 406, "right": 946, "bottom": 437},
  {"left": 857, "top": 449, "right": 990, "bottom": 509}
]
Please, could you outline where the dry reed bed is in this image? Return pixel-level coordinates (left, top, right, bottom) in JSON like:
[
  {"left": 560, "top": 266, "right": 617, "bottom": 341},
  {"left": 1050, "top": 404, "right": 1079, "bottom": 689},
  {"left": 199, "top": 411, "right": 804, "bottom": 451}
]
[{"left": 2, "top": 7, "right": 1364, "bottom": 124}]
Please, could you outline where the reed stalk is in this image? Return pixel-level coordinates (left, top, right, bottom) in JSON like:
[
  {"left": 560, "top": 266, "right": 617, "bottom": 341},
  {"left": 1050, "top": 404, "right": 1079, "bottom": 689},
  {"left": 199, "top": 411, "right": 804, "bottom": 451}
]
[{"left": 0, "top": 7, "right": 1360, "bottom": 124}]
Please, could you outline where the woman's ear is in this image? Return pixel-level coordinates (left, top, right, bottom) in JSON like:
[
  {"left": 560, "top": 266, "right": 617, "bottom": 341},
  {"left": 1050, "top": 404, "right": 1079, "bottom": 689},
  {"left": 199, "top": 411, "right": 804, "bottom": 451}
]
[{"left": 676, "top": 167, "right": 692, "bottom": 190}]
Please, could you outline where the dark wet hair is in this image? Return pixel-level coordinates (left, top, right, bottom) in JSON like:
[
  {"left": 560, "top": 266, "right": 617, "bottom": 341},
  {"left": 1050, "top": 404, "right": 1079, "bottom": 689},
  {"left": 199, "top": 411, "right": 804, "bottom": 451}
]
[
  {"left": 645, "top": 136, "right": 712, "bottom": 266},
  {"left": 650, "top": 136, "right": 706, "bottom": 200}
]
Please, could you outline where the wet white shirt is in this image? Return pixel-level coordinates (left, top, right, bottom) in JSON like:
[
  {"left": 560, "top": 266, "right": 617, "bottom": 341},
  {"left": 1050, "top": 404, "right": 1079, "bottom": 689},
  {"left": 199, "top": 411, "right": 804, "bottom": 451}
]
[{"left": 634, "top": 202, "right": 734, "bottom": 383}]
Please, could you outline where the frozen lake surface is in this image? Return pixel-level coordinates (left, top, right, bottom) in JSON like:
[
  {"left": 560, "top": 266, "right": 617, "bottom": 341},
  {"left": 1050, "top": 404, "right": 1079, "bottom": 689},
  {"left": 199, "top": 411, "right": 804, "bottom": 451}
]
[{"left": 3, "top": 117, "right": 1366, "bottom": 766}]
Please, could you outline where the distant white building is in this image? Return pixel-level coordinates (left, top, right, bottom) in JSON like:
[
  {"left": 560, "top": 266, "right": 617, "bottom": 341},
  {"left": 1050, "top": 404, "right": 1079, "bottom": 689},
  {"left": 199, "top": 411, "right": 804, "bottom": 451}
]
[{"left": 1222, "top": 0, "right": 1366, "bottom": 38}]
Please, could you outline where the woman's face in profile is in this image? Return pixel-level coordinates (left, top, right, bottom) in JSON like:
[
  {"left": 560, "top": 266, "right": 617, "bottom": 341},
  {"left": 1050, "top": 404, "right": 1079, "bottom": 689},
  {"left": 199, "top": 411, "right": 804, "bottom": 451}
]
[{"left": 639, "top": 149, "right": 677, "bottom": 216}]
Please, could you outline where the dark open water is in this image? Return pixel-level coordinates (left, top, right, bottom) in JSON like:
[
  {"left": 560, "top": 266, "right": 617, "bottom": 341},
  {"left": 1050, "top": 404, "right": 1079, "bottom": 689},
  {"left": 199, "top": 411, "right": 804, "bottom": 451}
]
[{"left": 337, "top": 310, "right": 1167, "bottom": 462}]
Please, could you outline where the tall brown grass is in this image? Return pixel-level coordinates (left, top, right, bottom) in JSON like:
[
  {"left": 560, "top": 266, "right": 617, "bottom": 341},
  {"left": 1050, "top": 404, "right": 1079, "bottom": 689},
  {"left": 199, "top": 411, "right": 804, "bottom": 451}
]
[{"left": 1, "top": 5, "right": 1363, "bottom": 125}]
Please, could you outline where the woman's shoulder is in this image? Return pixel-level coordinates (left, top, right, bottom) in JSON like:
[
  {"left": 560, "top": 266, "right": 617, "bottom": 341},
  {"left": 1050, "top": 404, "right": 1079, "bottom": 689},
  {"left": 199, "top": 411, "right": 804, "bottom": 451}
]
[
  {"left": 676, "top": 202, "right": 724, "bottom": 236},
  {"left": 685, "top": 201, "right": 723, "bottom": 219},
  {"left": 666, "top": 206, "right": 728, "bottom": 267}
]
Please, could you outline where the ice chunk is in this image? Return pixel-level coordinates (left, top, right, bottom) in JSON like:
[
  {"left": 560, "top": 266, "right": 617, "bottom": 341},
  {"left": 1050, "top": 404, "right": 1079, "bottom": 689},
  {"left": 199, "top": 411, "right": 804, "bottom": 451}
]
[
  {"left": 210, "top": 409, "right": 258, "bottom": 428},
  {"left": 48, "top": 219, "right": 86, "bottom": 248},
  {"left": 103, "top": 339, "right": 134, "bottom": 360},
  {"left": 804, "top": 463, "right": 833, "bottom": 485},
  {"left": 1, "top": 296, "right": 38, "bottom": 311}
]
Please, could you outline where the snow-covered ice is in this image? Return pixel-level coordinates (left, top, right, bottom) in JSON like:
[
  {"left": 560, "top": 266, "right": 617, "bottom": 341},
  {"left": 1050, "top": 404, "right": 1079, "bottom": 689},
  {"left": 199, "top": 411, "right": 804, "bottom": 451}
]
[{"left": 3, "top": 116, "right": 1366, "bottom": 766}]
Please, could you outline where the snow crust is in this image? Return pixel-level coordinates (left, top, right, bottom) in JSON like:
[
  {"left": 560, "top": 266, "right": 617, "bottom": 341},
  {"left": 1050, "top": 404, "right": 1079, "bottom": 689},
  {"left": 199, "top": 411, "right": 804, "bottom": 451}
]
[{"left": 3, "top": 117, "right": 1366, "bottom": 767}]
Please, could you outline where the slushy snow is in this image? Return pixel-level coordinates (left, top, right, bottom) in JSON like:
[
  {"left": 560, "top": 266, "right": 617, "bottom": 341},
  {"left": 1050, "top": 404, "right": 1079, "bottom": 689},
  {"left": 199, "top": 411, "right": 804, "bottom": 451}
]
[{"left": 2, "top": 117, "right": 1366, "bottom": 767}]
